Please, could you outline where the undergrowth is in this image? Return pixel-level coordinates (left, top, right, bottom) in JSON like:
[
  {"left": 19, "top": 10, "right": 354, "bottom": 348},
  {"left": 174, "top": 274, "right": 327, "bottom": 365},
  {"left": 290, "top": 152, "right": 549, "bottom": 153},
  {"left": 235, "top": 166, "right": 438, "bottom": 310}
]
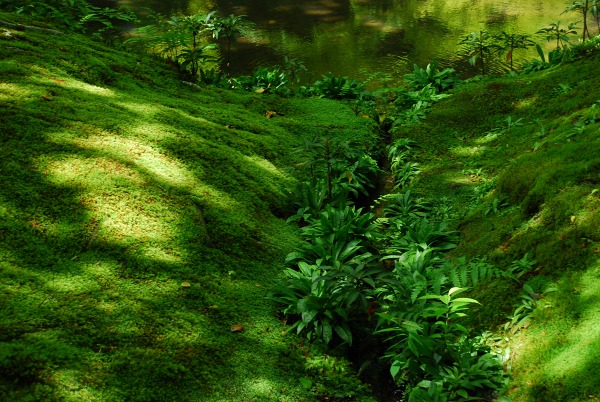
[{"left": 393, "top": 54, "right": 600, "bottom": 401}]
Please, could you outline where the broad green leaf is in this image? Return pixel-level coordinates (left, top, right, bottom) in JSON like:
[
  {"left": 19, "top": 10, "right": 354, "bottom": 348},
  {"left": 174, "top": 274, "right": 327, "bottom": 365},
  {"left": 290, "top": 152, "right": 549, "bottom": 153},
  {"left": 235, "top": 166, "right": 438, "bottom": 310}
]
[
  {"left": 390, "top": 360, "right": 403, "bottom": 379},
  {"left": 334, "top": 324, "right": 353, "bottom": 345},
  {"left": 448, "top": 286, "right": 464, "bottom": 296},
  {"left": 301, "top": 310, "right": 318, "bottom": 324}
]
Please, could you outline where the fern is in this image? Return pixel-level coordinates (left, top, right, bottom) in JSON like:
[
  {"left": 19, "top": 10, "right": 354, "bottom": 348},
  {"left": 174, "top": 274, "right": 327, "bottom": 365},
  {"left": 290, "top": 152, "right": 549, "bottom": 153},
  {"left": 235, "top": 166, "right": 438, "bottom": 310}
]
[{"left": 446, "top": 258, "right": 502, "bottom": 288}]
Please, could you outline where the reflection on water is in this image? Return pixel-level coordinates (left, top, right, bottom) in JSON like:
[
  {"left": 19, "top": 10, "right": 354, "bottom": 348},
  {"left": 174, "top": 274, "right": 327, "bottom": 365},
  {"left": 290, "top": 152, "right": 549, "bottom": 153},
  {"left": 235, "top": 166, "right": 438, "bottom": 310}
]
[{"left": 102, "top": 0, "right": 578, "bottom": 80}]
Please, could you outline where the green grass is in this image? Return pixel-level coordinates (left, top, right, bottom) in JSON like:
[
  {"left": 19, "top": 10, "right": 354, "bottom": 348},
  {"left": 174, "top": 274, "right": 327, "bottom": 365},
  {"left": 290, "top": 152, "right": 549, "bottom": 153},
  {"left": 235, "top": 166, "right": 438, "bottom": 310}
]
[
  {"left": 0, "top": 12, "right": 377, "bottom": 401},
  {"left": 394, "top": 55, "right": 600, "bottom": 401}
]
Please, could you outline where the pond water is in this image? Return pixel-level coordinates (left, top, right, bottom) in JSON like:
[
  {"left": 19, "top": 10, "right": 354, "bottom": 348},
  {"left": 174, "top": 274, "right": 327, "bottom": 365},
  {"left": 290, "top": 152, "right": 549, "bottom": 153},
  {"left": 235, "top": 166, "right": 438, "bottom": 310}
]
[{"left": 102, "top": 0, "right": 586, "bottom": 82}]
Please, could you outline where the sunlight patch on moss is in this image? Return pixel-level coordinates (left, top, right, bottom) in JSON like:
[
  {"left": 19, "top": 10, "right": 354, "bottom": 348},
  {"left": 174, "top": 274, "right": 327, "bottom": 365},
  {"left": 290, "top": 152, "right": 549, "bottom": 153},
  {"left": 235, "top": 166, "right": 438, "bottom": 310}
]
[
  {"left": 0, "top": 82, "right": 34, "bottom": 99},
  {"left": 243, "top": 154, "right": 289, "bottom": 179},
  {"left": 450, "top": 145, "right": 487, "bottom": 157},
  {"left": 240, "top": 377, "right": 280, "bottom": 398},
  {"left": 517, "top": 212, "right": 544, "bottom": 233},
  {"left": 43, "top": 157, "right": 145, "bottom": 189},
  {"left": 66, "top": 135, "right": 226, "bottom": 202},
  {"left": 474, "top": 133, "right": 502, "bottom": 144},
  {"left": 115, "top": 100, "right": 160, "bottom": 117},
  {"left": 541, "top": 264, "right": 600, "bottom": 379},
  {"left": 46, "top": 273, "right": 101, "bottom": 294},
  {"left": 515, "top": 96, "right": 538, "bottom": 111},
  {"left": 129, "top": 122, "right": 179, "bottom": 141},
  {"left": 52, "top": 77, "right": 115, "bottom": 97},
  {"left": 74, "top": 135, "right": 195, "bottom": 186},
  {"left": 100, "top": 202, "right": 175, "bottom": 244},
  {"left": 137, "top": 245, "right": 183, "bottom": 266}
]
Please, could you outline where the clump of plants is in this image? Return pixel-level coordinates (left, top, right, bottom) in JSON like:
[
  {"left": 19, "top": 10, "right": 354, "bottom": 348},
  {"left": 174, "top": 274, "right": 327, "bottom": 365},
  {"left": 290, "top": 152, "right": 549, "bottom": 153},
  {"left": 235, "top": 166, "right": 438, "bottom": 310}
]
[
  {"left": 270, "top": 136, "right": 518, "bottom": 400},
  {"left": 124, "top": 10, "right": 257, "bottom": 81},
  {"left": 10, "top": 0, "right": 138, "bottom": 38}
]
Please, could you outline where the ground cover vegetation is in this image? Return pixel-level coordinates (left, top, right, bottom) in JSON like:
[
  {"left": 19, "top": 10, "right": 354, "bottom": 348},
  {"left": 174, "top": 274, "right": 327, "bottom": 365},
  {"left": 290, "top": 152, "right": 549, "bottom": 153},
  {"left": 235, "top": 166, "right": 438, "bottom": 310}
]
[
  {"left": 0, "top": 7, "right": 378, "bottom": 401},
  {"left": 1, "top": 0, "right": 600, "bottom": 401}
]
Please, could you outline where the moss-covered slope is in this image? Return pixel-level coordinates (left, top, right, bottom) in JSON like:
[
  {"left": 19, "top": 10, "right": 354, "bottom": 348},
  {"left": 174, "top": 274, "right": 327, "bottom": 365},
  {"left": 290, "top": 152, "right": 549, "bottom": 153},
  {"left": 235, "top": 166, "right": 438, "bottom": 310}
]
[
  {"left": 0, "top": 13, "right": 377, "bottom": 401},
  {"left": 394, "top": 57, "right": 600, "bottom": 401}
]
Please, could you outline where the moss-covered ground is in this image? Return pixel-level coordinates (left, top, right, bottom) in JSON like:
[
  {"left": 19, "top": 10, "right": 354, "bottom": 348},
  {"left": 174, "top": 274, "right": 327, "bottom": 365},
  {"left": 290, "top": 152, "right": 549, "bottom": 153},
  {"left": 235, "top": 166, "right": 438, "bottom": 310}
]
[
  {"left": 394, "top": 57, "right": 600, "bottom": 401},
  {"left": 0, "top": 12, "right": 377, "bottom": 401},
  {"left": 1, "top": 10, "right": 600, "bottom": 402}
]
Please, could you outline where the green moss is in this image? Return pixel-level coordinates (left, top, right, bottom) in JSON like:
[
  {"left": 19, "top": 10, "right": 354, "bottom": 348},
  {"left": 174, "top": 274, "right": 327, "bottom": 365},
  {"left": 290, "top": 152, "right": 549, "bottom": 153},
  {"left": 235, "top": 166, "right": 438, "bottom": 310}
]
[
  {"left": 0, "top": 11, "right": 378, "bottom": 401},
  {"left": 393, "top": 54, "right": 600, "bottom": 401}
]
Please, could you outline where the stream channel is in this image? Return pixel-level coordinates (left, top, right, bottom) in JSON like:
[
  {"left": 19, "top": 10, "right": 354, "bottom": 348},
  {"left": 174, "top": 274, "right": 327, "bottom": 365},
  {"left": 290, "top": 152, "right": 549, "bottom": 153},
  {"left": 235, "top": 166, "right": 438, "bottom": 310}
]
[{"left": 89, "top": 0, "right": 591, "bottom": 400}]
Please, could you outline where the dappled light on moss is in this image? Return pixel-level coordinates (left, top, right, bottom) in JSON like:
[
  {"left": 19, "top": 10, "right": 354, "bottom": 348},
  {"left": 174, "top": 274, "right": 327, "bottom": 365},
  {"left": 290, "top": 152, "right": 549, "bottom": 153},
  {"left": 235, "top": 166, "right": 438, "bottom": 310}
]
[
  {"left": 2, "top": 3, "right": 600, "bottom": 399},
  {"left": 450, "top": 144, "right": 487, "bottom": 157},
  {"left": 42, "top": 76, "right": 116, "bottom": 97},
  {"left": 510, "top": 262, "right": 600, "bottom": 400},
  {"left": 514, "top": 96, "right": 538, "bottom": 111},
  {"left": 0, "top": 82, "right": 35, "bottom": 99},
  {"left": 243, "top": 154, "right": 289, "bottom": 178},
  {"left": 73, "top": 135, "right": 200, "bottom": 188},
  {"left": 114, "top": 101, "right": 161, "bottom": 117}
]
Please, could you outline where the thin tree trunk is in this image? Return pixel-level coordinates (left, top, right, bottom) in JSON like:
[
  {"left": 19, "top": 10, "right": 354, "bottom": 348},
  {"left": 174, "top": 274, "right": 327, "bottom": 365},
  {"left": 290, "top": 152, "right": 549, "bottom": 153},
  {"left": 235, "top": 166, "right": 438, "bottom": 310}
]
[{"left": 583, "top": 2, "right": 589, "bottom": 42}]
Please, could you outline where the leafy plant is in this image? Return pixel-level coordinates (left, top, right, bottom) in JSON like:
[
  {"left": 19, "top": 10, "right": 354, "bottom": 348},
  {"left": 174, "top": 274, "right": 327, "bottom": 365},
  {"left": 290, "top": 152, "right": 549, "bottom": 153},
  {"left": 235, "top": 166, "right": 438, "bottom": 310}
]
[
  {"left": 387, "top": 138, "right": 417, "bottom": 159},
  {"left": 386, "top": 138, "right": 422, "bottom": 189},
  {"left": 404, "top": 61, "right": 458, "bottom": 92},
  {"left": 482, "top": 115, "right": 524, "bottom": 140},
  {"left": 304, "top": 354, "right": 375, "bottom": 400},
  {"left": 391, "top": 218, "right": 458, "bottom": 254},
  {"left": 15, "top": 0, "right": 138, "bottom": 36},
  {"left": 555, "top": 83, "right": 573, "bottom": 94},
  {"left": 210, "top": 14, "right": 249, "bottom": 74},
  {"left": 393, "top": 162, "right": 420, "bottom": 191},
  {"left": 459, "top": 30, "right": 498, "bottom": 75},
  {"left": 494, "top": 31, "right": 536, "bottom": 71},
  {"left": 269, "top": 261, "right": 355, "bottom": 345},
  {"left": 483, "top": 196, "right": 509, "bottom": 216},
  {"left": 299, "top": 205, "right": 378, "bottom": 244},
  {"left": 311, "top": 73, "right": 365, "bottom": 99},
  {"left": 446, "top": 257, "right": 505, "bottom": 288},
  {"left": 504, "top": 285, "right": 539, "bottom": 334},
  {"left": 508, "top": 253, "right": 538, "bottom": 279},
  {"left": 563, "top": 1, "right": 593, "bottom": 42},
  {"left": 274, "top": 232, "right": 383, "bottom": 345},
  {"left": 293, "top": 136, "right": 379, "bottom": 206},
  {"left": 538, "top": 21, "right": 579, "bottom": 49},
  {"left": 382, "top": 191, "right": 431, "bottom": 222},
  {"left": 378, "top": 286, "right": 506, "bottom": 399},
  {"left": 126, "top": 12, "right": 219, "bottom": 79},
  {"left": 198, "top": 67, "right": 225, "bottom": 86},
  {"left": 522, "top": 41, "right": 575, "bottom": 73},
  {"left": 282, "top": 57, "right": 307, "bottom": 88},
  {"left": 179, "top": 44, "right": 218, "bottom": 77},
  {"left": 288, "top": 179, "right": 330, "bottom": 223},
  {"left": 233, "top": 67, "right": 289, "bottom": 94},
  {"left": 392, "top": 85, "right": 450, "bottom": 128}
]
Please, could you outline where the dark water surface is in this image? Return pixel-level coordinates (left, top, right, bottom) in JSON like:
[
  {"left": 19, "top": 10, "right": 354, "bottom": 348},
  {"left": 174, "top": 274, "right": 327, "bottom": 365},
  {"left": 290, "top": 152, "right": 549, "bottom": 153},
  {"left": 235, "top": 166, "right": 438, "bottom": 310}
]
[{"left": 99, "top": 0, "right": 581, "bottom": 80}]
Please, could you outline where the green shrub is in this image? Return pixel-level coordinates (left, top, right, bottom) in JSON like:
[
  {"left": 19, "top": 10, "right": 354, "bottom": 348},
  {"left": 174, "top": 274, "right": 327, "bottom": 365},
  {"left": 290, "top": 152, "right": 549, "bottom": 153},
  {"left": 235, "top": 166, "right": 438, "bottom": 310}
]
[
  {"left": 310, "top": 73, "right": 365, "bottom": 99},
  {"left": 233, "top": 67, "right": 290, "bottom": 94},
  {"left": 404, "top": 61, "right": 458, "bottom": 93}
]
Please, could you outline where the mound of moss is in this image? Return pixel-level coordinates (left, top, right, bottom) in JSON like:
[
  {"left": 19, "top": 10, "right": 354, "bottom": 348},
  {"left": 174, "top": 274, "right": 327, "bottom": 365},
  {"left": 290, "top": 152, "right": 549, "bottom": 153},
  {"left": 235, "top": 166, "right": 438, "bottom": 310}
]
[
  {"left": 0, "top": 12, "right": 378, "bottom": 401},
  {"left": 394, "top": 56, "right": 600, "bottom": 401}
]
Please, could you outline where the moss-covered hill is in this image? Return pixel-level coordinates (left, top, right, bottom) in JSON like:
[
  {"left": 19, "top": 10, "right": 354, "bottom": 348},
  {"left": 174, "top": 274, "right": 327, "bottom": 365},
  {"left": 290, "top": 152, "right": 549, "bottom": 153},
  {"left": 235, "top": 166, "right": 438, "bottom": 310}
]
[
  {"left": 393, "top": 56, "right": 600, "bottom": 400},
  {"left": 0, "top": 12, "right": 377, "bottom": 401},
  {"left": 1, "top": 10, "right": 600, "bottom": 402}
]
